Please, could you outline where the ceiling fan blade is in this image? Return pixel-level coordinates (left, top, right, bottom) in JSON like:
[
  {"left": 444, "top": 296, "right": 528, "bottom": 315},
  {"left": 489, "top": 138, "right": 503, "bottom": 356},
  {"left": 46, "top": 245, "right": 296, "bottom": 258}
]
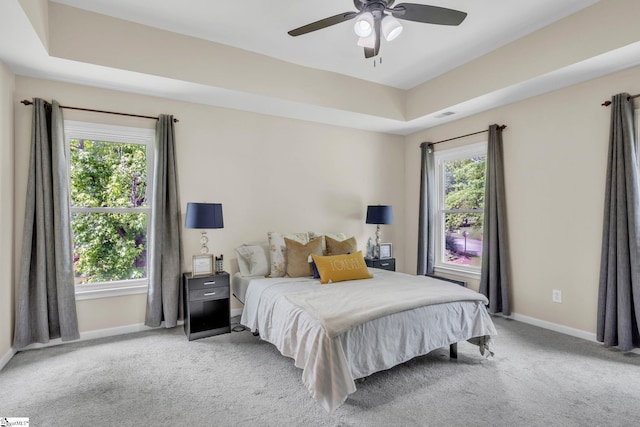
[
  {"left": 391, "top": 4, "right": 467, "bottom": 26},
  {"left": 288, "top": 12, "right": 357, "bottom": 36}
]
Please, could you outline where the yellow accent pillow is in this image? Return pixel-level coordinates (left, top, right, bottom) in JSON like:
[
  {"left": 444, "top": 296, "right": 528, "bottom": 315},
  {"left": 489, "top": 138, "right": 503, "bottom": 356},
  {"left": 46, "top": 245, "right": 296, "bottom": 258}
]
[
  {"left": 311, "top": 251, "right": 372, "bottom": 284},
  {"left": 325, "top": 235, "right": 358, "bottom": 256},
  {"left": 285, "top": 237, "right": 323, "bottom": 278}
]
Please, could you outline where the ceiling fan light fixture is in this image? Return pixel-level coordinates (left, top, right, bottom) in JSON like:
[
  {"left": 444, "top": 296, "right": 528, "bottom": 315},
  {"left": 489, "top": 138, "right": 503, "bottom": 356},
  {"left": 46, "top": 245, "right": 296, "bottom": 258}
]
[
  {"left": 357, "top": 33, "right": 376, "bottom": 49},
  {"left": 354, "top": 12, "right": 374, "bottom": 37},
  {"left": 382, "top": 15, "right": 403, "bottom": 41}
]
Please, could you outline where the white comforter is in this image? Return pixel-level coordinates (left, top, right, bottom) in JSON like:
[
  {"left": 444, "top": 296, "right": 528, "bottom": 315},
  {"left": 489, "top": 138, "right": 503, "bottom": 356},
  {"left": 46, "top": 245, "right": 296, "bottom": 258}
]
[{"left": 240, "top": 269, "right": 497, "bottom": 412}]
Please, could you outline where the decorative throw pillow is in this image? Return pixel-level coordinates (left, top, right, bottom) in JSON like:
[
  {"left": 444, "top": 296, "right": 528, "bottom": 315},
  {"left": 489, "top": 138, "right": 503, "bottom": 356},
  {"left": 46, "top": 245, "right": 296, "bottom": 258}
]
[
  {"left": 326, "top": 236, "right": 357, "bottom": 256},
  {"left": 308, "top": 232, "right": 347, "bottom": 254},
  {"left": 285, "top": 237, "right": 323, "bottom": 278},
  {"left": 268, "top": 232, "right": 309, "bottom": 277},
  {"left": 235, "top": 243, "right": 270, "bottom": 276},
  {"left": 311, "top": 251, "right": 372, "bottom": 284}
]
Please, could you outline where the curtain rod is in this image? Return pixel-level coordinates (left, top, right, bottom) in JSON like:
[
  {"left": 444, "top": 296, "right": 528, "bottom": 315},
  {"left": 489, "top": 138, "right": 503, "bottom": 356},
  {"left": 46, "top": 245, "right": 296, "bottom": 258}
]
[
  {"left": 20, "top": 99, "right": 179, "bottom": 123},
  {"left": 601, "top": 93, "right": 640, "bottom": 107},
  {"left": 430, "top": 124, "right": 507, "bottom": 145}
]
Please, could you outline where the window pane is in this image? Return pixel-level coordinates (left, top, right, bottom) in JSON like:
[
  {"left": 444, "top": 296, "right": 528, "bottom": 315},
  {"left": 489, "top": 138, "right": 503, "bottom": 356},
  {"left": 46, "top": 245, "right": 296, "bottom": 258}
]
[
  {"left": 72, "top": 213, "right": 147, "bottom": 284},
  {"left": 444, "top": 213, "right": 483, "bottom": 268},
  {"left": 444, "top": 156, "right": 486, "bottom": 210},
  {"left": 70, "top": 139, "right": 147, "bottom": 208}
]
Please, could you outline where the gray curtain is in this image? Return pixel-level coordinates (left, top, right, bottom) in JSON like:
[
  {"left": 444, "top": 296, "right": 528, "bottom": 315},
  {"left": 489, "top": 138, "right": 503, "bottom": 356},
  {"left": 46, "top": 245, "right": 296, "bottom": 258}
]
[
  {"left": 14, "top": 98, "right": 80, "bottom": 349},
  {"left": 417, "top": 142, "right": 436, "bottom": 275},
  {"left": 145, "top": 115, "right": 183, "bottom": 328},
  {"left": 597, "top": 93, "right": 640, "bottom": 351},
  {"left": 479, "top": 124, "right": 511, "bottom": 315}
]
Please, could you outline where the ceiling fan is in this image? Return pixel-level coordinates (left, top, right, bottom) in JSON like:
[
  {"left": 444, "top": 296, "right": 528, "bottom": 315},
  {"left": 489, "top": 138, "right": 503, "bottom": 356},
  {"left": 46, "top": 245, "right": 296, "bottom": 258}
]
[{"left": 288, "top": 0, "right": 467, "bottom": 59}]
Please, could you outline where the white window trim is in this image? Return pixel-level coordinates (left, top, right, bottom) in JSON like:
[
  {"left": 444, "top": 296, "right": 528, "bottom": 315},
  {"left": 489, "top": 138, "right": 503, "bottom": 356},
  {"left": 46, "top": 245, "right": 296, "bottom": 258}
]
[
  {"left": 65, "top": 120, "right": 155, "bottom": 300},
  {"left": 75, "top": 280, "right": 148, "bottom": 301},
  {"left": 433, "top": 141, "right": 487, "bottom": 279}
]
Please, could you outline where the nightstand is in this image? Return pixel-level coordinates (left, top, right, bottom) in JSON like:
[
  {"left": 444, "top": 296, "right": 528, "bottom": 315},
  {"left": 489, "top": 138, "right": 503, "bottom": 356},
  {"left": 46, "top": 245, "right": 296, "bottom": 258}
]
[
  {"left": 183, "top": 272, "right": 230, "bottom": 340},
  {"left": 365, "top": 257, "right": 396, "bottom": 272}
]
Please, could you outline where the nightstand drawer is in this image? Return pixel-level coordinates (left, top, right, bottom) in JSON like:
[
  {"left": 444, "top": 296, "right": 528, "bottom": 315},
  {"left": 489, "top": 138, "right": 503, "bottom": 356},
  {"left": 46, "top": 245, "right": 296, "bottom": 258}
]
[
  {"left": 375, "top": 259, "right": 395, "bottom": 269},
  {"left": 365, "top": 257, "right": 396, "bottom": 271},
  {"left": 189, "top": 286, "right": 229, "bottom": 302},
  {"left": 187, "top": 274, "right": 228, "bottom": 291}
]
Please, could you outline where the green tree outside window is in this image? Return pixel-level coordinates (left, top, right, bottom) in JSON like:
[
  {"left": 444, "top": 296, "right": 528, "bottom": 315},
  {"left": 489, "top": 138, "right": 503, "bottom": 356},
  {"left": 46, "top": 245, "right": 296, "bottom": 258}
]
[
  {"left": 442, "top": 156, "right": 486, "bottom": 267},
  {"left": 70, "top": 139, "right": 148, "bottom": 284}
]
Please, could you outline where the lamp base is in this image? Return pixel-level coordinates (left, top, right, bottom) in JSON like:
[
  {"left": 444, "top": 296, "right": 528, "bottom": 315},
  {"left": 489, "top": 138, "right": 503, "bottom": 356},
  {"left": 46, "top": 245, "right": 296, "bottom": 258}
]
[
  {"left": 200, "top": 231, "right": 210, "bottom": 254},
  {"left": 374, "top": 225, "right": 381, "bottom": 259}
]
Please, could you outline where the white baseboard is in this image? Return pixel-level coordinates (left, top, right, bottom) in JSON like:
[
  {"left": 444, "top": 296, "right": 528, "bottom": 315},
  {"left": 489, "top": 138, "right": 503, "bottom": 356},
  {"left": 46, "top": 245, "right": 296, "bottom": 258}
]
[
  {"left": 15, "top": 320, "right": 185, "bottom": 352},
  {"left": 506, "top": 312, "right": 640, "bottom": 355},
  {"left": 5, "top": 310, "right": 247, "bottom": 363},
  {"left": 0, "top": 347, "right": 16, "bottom": 371},
  {"left": 508, "top": 312, "right": 597, "bottom": 342},
  {"left": 10, "top": 311, "right": 246, "bottom": 359}
]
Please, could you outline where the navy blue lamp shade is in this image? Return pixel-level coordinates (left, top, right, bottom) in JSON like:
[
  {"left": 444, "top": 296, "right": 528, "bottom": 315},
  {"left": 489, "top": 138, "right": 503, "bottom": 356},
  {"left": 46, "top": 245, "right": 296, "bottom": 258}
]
[
  {"left": 185, "top": 203, "right": 224, "bottom": 229},
  {"left": 185, "top": 202, "right": 223, "bottom": 255},
  {"left": 366, "top": 205, "right": 393, "bottom": 225}
]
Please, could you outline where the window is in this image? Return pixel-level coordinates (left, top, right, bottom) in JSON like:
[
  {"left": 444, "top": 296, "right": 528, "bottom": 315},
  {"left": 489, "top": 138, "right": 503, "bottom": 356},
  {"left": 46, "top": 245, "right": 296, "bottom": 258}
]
[
  {"left": 65, "top": 121, "right": 154, "bottom": 299},
  {"left": 434, "top": 142, "right": 487, "bottom": 277}
]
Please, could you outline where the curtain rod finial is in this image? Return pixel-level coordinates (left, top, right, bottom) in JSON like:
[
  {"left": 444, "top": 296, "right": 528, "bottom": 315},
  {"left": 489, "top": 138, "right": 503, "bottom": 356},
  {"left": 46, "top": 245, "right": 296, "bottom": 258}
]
[
  {"left": 20, "top": 99, "right": 33, "bottom": 106},
  {"left": 602, "top": 101, "right": 612, "bottom": 107}
]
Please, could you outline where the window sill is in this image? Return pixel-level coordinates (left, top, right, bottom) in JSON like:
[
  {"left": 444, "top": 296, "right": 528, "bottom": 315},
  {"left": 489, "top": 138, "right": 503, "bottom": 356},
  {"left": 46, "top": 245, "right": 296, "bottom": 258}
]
[
  {"left": 434, "top": 265, "right": 481, "bottom": 281},
  {"left": 75, "top": 281, "right": 148, "bottom": 301}
]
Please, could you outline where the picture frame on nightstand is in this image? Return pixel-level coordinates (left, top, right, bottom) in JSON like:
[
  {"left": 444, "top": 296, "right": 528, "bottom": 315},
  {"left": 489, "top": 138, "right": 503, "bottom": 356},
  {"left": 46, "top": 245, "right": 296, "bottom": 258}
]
[
  {"left": 379, "top": 243, "right": 392, "bottom": 259},
  {"left": 192, "top": 254, "right": 213, "bottom": 277}
]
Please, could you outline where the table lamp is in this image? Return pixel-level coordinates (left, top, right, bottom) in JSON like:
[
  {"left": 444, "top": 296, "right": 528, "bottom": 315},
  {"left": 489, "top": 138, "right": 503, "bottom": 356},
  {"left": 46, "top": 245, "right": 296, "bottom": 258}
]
[
  {"left": 366, "top": 205, "right": 393, "bottom": 259},
  {"left": 185, "top": 202, "right": 224, "bottom": 254}
]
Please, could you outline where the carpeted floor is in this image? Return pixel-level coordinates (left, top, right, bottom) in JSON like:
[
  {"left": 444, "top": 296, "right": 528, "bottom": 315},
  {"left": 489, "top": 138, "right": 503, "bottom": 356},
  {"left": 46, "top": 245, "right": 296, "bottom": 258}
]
[{"left": 1, "top": 317, "right": 639, "bottom": 427}]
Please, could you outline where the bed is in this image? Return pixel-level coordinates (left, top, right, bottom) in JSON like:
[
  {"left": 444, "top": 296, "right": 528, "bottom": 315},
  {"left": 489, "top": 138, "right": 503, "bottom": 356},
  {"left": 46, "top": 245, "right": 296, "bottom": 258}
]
[
  {"left": 231, "top": 272, "right": 255, "bottom": 304},
  {"left": 238, "top": 268, "right": 496, "bottom": 412}
]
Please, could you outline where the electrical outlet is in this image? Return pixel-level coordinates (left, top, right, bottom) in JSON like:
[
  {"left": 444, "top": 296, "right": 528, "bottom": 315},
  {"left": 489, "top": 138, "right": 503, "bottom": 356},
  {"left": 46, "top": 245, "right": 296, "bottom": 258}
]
[{"left": 552, "top": 289, "right": 562, "bottom": 303}]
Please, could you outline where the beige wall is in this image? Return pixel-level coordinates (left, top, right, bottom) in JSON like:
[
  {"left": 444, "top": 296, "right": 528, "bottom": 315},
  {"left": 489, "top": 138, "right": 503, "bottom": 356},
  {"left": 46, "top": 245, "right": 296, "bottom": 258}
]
[
  {"left": 406, "top": 0, "right": 640, "bottom": 120},
  {"left": 8, "top": 65, "right": 640, "bottom": 346},
  {"left": 12, "top": 76, "right": 405, "bottom": 333},
  {"left": 1, "top": 61, "right": 15, "bottom": 359},
  {"left": 405, "top": 64, "right": 640, "bottom": 335},
  {"left": 10, "top": 64, "right": 640, "bottom": 341},
  {"left": 48, "top": 2, "right": 405, "bottom": 122},
  {"left": 46, "top": 0, "right": 640, "bottom": 128},
  {"left": 18, "top": 0, "right": 48, "bottom": 50}
]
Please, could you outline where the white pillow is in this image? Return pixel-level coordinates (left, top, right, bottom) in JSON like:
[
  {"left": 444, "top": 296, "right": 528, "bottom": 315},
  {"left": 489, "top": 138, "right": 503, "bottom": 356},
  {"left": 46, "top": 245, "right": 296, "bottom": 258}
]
[
  {"left": 308, "top": 232, "right": 347, "bottom": 254},
  {"left": 235, "top": 243, "right": 270, "bottom": 277},
  {"left": 267, "top": 232, "right": 309, "bottom": 277}
]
